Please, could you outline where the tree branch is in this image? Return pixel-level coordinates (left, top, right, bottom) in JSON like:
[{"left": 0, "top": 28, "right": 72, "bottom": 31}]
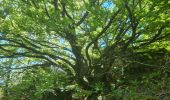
[
  {"left": 135, "top": 24, "right": 168, "bottom": 49},
  {"left": 85, "top": 9, "right": 121, "bottom": 66},
  {"left": 75, "top": 11, "right": 89, "bottom": 26},
  {"left": 43, "top": 0, "right": 51, "bottom": 18}
]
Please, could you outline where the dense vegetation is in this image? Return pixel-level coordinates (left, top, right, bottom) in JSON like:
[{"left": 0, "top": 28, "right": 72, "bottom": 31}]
[{"left": 0, "top": 0, "right": 170, "bottom": 99}]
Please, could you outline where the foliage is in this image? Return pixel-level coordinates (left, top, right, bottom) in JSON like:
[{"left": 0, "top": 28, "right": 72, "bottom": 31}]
[{"left": 0, "top": 0, "right": 170, "bottom": 99}]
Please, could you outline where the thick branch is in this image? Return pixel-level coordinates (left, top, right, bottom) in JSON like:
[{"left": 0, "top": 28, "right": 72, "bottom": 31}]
[
  {"left": 54, "top": 0, "right": 59, "bottom": 11},
  {"left": 85, "top": 9, "right": 121, "bottom": 66},
  {"left": 75, "top": 11, "right": 89, "bottom": 26},
  {"left": 135, "top": 25, "right": 168, "bottom": 48},
  {"left": 61, "top": 2, "right": 73, "bottom": 20},
  {"left": 0, "top": 37, "right": 74, "bottom": 68},
  {"left": 122, "top": 2, "right": 138, "bottom": 51}
]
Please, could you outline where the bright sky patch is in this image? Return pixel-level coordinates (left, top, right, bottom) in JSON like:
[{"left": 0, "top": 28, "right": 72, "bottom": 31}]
[{"left": 102, "top": 1, "right": 114, "bottom": 9}]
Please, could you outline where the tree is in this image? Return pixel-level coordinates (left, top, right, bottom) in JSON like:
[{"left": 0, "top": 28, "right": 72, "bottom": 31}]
[{"left": 0, "top": 0, "right": 170, "bottom": 99}]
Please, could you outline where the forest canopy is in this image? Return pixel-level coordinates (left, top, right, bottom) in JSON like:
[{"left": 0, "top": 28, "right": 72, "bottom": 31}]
[{"left": 0, "top": 0, "right": 170, "bottom": 99}]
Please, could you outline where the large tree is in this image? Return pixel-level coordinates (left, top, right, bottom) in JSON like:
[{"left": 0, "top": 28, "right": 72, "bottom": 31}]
[{"left": 0, "top": 0, "right": 170, "bottom": 99}]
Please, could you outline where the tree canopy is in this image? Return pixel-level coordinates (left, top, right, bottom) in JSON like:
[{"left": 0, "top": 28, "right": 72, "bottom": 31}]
[{"left": 0, "top": 0, "right": 170, "bottom": 99}]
